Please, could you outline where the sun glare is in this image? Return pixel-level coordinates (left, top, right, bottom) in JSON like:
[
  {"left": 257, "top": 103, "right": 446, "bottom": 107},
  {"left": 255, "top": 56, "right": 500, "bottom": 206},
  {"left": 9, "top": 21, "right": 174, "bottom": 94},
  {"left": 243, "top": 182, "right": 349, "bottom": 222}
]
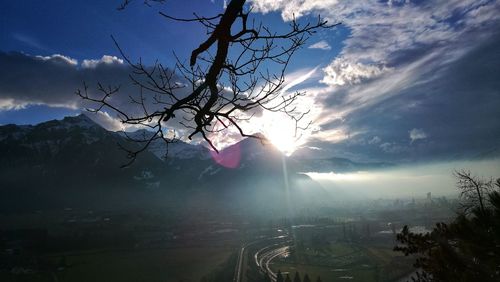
[
  {"left": 261, "top": 112, "right": 302, "bottom": 156},
  {"left": 267, "top": 130, "right": 297, "bottom": 155}
]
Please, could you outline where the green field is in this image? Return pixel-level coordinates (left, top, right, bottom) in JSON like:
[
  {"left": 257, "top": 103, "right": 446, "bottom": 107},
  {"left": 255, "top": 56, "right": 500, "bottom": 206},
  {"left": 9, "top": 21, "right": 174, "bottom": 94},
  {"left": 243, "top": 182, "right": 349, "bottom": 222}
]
[{"left": 270, "top": 242, "right": 413, "bottom": 282}]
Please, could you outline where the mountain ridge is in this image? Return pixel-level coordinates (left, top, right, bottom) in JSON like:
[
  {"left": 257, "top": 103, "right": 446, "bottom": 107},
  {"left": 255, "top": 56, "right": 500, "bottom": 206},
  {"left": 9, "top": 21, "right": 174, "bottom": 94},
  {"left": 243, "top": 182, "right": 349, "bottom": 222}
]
[{"left": 0, "top": 114, "right": 387, "bottom": 213}]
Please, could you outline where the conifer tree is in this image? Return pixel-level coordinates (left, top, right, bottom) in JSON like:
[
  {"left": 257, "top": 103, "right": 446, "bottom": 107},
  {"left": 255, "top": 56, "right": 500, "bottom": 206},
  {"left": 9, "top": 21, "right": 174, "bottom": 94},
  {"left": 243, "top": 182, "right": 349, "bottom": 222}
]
[
  {"left": 276, "top": 270, "right": 284, "bottom": 282},
  {"left": 293, "top": 271, "right": 302, "bottom": 282}
]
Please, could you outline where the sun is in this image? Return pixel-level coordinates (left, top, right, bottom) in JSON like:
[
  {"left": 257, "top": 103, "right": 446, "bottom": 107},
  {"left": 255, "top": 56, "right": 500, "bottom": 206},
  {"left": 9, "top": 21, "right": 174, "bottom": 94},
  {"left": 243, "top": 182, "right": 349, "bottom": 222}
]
[
  {"left": 261, "top": 112, "right": 302, "bottom": 156},
  {"left": 267, "top": 129, "right": 298, "bottom": 155}
]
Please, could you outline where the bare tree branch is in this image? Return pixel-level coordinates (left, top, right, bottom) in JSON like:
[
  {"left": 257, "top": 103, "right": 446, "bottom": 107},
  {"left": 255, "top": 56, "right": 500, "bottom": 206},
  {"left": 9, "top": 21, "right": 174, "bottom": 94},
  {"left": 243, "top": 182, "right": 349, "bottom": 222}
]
[
  {"left": 454, "top": 169, "right": 495, "bottom": 215},
  {"left": 80, "top": 0, "right": 338, "bottom": 166}
]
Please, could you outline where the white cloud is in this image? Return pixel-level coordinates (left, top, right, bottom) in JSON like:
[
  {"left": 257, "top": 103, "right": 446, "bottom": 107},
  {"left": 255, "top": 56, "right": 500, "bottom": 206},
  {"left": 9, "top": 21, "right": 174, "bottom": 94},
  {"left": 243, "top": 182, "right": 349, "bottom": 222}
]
[
  {"left": 409, "top": 128, "right": 427, "bottom": 143},
  {"left": 281, "top": 67, "right": 320, "bottom": 93},
  {"left": 308, "top": 40, "right": 332, "bottom": 50},
  {"left": 250, "top": 0, "right": 500, "bottom": 89},
  {"left": 250, "top": 0, "right": 340, "bottom": 21},
  {"left": 320, "top": 58, "right": 389, "bottom": 86},
  {"left": 0, "top": 98, "right": 31, "bottom": 111},
  {"left": 312, "top": 50, "right": 438, "bottom": 131},
  {"left": 368, "top": 136, "right": 381, "bottom": 144},
  {"left": 312, "top": 128, "right": 349, "bottom": 143},
  {"left": 25, "top": 54, "right": 124, "bottom": 69},
  {"left": 84, "top": 111, "right": 124, "bottom": 131},
  {"left": 379, "top": 142, "right": 406, "bottom": 154},
  {"left": 82, "top": 55, "right": 124, "bottom": 68},
  {"left": 35, "top": 54, "right": 78, "bottom": 65}
]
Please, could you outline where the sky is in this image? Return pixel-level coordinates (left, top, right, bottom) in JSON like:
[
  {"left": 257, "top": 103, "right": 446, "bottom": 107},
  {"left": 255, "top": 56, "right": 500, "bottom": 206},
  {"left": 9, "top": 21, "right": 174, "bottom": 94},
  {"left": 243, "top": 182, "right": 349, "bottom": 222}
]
[{"left": 1, "top": 0, "right": 499, "bottom": 164}]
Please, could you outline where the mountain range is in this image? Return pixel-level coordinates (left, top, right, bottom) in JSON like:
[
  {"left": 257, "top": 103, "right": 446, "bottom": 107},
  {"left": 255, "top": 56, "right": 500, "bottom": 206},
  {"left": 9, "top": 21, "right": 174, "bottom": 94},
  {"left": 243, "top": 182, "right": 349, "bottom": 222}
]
[{"left": 0, "top": 114, "right": 389, "bottom": 213}]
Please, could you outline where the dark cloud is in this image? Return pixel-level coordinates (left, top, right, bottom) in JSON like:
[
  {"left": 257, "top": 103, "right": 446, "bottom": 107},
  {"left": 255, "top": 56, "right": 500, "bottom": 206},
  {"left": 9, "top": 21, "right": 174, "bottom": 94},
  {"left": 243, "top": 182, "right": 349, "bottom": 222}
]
[
  {"left": 0, "top": 52, "right": 130, "bottom": 110},
  {"left": 0, "top": 52, "right": 197, "bottom": 132},
  {"left": 314, "top": 34, "right": 500, "bottom": 163}
]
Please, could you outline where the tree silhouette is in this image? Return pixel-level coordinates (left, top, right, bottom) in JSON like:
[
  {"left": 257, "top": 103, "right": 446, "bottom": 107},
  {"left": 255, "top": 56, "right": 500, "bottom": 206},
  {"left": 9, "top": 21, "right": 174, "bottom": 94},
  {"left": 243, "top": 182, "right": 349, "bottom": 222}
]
[
  {"left": 276, "top": 270, "right": 284, "bottom": 282},
  {"left": 78, "top": 0, "right": 336, "bottom": 166},
  {"left": 394, "top": 174, "right": 500, "bottom": 281},
  {"left": 285, "top": 273, "right": 292, "bottom": 282},
  {"left": 303, "top": 273, "right": 311, "bottom": 282},
  {"left": 293, "top": 271, "right": 301, "bottom": 282},
  {"left": 454, "top": 169, "right": 495, "bottom": 215},
  {"left": 316, "top": 277, "right": 322, "bottom": 282}
]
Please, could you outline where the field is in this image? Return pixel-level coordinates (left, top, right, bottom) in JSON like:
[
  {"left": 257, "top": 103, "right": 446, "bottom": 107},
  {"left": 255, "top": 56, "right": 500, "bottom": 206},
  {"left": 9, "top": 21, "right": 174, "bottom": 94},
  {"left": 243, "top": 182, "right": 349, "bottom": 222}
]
[
  {"left": 1, "top": 246, "right": 235, "bottom": 282},
  {"left": 270, "top": 242, "right": 413, "bottom": 282}
]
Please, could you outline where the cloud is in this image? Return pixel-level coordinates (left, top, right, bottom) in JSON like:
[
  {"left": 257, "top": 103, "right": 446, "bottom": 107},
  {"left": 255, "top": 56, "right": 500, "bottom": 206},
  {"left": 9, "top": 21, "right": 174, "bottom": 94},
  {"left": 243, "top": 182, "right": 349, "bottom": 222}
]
[
  {"left": 249, "top": 0, "right": 500, "bottom": 162},
  {"left": 308, "top": 40, "right": 331, "bottom": 50},
  {"left": 12, "top": 33, "right": 48, "bottom": 51},
  {"left": 0, "top": 52, "right": 183, "bottom": 133},
  {"left": 251, "top": 0, "right": 500, "bottom": 80},
  {"left": 82, "top": 55, "right": 124, "bottom": 68},
  {"left": 315, "top": 35, "right": 500, "bottom": 162},
  {"left": 35, "top": 54, "right": 78, "bottom": 66},
  {"left": 280, "top": 67, "right": 320, "bottom": 93},
  {"left": 320, "top": 58, "right": 390, "bottom": 86},
  {"left": 368, "top": 136, "right": 381, "bottom": 145},
  {"left": 0, "top": 52, "right": 128, "bottom": 110},
  {"left": 250, "top": 0, "right": 340, "bottom": 21},
  {"left": 84, "top": 111, "right": 125, "bottom": 131},
  {"left": 409, "top": 128, "right": 427, "bottom": 143},
  {"left": 0, "top": 98, "right": 31, "bottom": 111},
  {"left": 379, "top": 142, "right": 406, "bottom": 154}
]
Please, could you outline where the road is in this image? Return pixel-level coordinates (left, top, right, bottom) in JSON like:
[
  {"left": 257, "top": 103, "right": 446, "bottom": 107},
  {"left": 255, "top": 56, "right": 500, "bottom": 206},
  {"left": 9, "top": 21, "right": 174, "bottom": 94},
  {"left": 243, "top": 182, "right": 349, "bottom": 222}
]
[
  {"left": 233, "top": 235, "right": 290, "bottom": 282},
  {"left": 257, "top": 245, "right": 290, "bottom": 281},
  {"left": 233, "top": 243, "right": 247, "bottom": 282}
]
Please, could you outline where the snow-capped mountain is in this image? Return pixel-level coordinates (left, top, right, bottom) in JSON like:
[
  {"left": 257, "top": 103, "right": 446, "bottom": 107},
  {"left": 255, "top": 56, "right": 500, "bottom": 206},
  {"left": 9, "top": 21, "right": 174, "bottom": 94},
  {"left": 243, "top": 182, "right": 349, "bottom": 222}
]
[
  {"left": 0, "top": 114, "right": 101, "bottom": 142},
  {"left": 120, "top": 129, "right": 210, "bottom": 161},
  {"left": 0, "top": 114, "right": 165, "bottom": 198}
]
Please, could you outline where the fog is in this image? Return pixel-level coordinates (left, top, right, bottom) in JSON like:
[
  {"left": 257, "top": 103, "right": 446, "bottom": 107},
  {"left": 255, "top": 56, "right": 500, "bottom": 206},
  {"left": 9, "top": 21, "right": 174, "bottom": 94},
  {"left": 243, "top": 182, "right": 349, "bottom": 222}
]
[{"left": 306, "top": 159, "right": 500, "bottom": 199}]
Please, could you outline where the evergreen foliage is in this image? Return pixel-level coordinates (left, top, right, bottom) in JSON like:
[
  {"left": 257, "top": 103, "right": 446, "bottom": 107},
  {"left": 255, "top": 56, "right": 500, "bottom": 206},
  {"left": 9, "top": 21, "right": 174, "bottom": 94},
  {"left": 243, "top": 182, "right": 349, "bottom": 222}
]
[{"left": 395, "top": 175, "right": 500, "bottom": 281}]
